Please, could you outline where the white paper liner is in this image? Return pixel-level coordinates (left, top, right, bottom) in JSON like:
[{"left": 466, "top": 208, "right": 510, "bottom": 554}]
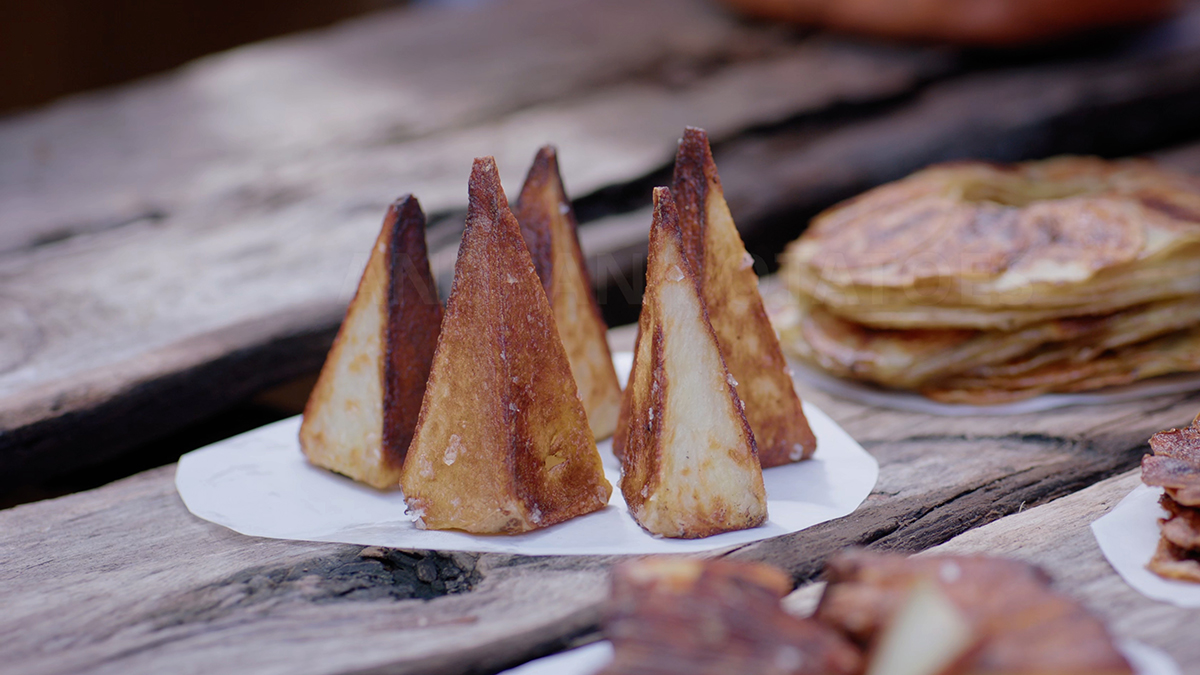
[
  {"left": 499, "top": 639, "right": 1177, "bottom": 675},
  {"left": 175, "top": 353, "right": 878, "bottom": 555},
  {"left": 790, "top": 361, "right": 1200, "bottom": 417},
  {"left": 1092, "top": 484, "right": 1200, "bottom": 608}
]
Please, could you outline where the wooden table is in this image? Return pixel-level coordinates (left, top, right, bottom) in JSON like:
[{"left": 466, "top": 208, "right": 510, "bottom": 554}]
[{"left": 4, "top": 0, "right": 1200, "bottom": 673}]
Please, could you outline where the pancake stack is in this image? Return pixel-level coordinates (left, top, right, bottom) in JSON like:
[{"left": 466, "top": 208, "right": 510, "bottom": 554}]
[{"left": 778, "top": 157, "right": 1200, "bottom": 404}]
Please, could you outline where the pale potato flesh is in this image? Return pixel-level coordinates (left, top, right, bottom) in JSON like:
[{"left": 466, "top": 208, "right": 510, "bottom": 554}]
[{"left": 620, "top": 188, "right": 767, "bottom": 539}]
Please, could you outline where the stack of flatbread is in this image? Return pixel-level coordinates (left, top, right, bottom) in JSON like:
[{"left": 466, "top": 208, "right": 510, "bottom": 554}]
[
  {"left": 777, "top": 157, "right": 1200, "bottom": 404},
  {"left": 1142, "top": 416, "right": 1200, "bottom": 582}
]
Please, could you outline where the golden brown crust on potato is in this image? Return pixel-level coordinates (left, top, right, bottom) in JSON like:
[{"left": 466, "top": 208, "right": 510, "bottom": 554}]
[
  {"left": 618, "top": 188, "right": 767, "bottom": 539},
  {"left": 513, "top": 147, "right": 622, "bottom": 441},
  {"left": 400, "top": 157, "right": 611, "bottom": 534},
  {"left": 300, "top": 195, "right": 442, "bottom": 489},
  {"left": 672, "top": 128, "right": 815, "bottom": 466},
  {"left": 383, "top": 197, "right": 444, "bottom": 468}
]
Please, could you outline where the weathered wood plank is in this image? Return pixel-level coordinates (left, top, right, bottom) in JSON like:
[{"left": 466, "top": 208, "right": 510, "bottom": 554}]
[
  {"left": 0, "top": 0, "right": 951, "bottom": 491},
  {"left": 10, "top": 0, "right": 1200, "bottom": 491},
  {"left": 0, "top": 0, "right": 764, "bottom": 253},
  {"left": 579, "top": 34, "right": 1200, "bottom": 293},
  {"left": 0, "top": 466, "right": 610, "bottom": 675},
  {"left": 5, "top": 362, "right": 1199, "bottom": 674}
]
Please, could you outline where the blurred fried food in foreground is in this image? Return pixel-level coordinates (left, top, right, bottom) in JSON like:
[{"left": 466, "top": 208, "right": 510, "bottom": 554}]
[
  {"left": 600, "top": 558, "right": 862, "bottom": 675},
  {"left": 818, "top": 549, "right": 1132, "bottom": 674}
]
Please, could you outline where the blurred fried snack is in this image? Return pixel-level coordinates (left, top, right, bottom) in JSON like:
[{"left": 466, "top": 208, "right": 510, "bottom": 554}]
[
  {"left": 718, "top": 0, "right": 1179, "bottom": 46},
  {"left": 777, "top": 157, "right": 1200, "bottom": 403},
  {"left": 817, "top": 549, "right": 1133, "bottom": 675},
  {"left": 1144, "top": 416, "right": 1200, "bottom": 506},
  {"left": 1143, "top": 416, "right": 1200, "bottom": 582},
  {"left": 600, "top": 558, "right": 863, "bottom": 675}
]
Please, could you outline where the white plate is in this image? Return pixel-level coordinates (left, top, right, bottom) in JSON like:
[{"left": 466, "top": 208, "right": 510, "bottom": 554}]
[
  {"left": 499, "top": 639, "right": 1177, "bottom": 675},
  {"left": 791, "top": 361, "right": 1200, "bottom": 417},
  {"left": 1092, "top": 484, "right": 1200, "bottom": 608},
  {"left": 175, "top": 353, "right": 878, "bottom": 555}
]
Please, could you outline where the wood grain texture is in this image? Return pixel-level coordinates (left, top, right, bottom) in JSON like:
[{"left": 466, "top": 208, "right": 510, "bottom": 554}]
[
  {"left": 5, "top": 359, "right": 1199, "bottom": 674},
  {"left": 580, "top": 34, "right": 1200, "bottom": 288},
  {"left": 8, "top": 0, "right": 1200, "bottom": 490},
  {"left": 0, "top": 0, "right": 947, "bottom": 489},
  {"left": 0, "top": 466, "right": 612, "bottom": 675}
]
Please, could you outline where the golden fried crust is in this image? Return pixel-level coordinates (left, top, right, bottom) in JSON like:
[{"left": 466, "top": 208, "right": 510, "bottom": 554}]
[
  {"left": 1158, "top": 494, "right": 1200, "bottom": 551},
  {"left": 817, "top": 550, "right": 1132, "bottom": 675},
  {"left": 618, "top": 188, "right": 767, "bottom": 539},
  {"left": 400, "top": 157, "right": 611, "bottom": 534},
  {"left": 600, "top": 558, "right": 862, "bottom": 675},
  {"left": 672, "top": 127, "right": 815, "bottom": 466},
  {"left": 513, "top": 147, "right": 622, "bottom": 440},
  {"left": 1149, "top": 418, "right": 1200, "bottom": 463},
  {"left": 783, "top": 157, "right": 1200, "bottom": 331},
  {"left": 1143, "top": 419, "right": 1200, "bottom": 508},
  {"left": 1143, "top": 456, "right": 1200, "bottom": 507},
  {"left": 384, "top": 198, "right": 445, "bottom": 468},
  {"left": 300, "top": 196, "right": 441, "bottom": 489},
  {"left": 1148, "top": 538, "right": 1200, "bottom": 582}
]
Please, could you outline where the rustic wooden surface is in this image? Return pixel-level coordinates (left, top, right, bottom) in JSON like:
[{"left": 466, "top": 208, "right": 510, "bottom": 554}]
[
  {"left": 0, "top": 0, "right": 948, "bottom": 491},
  {"left": 6, "top": 0, "right": 1200, "bottom": 491},
  {"left": 7, "top": 1, "right": 1200, "bottom": 673},
  {"left": 5, "top": 346, "right": 1198, "bottom": 674}
]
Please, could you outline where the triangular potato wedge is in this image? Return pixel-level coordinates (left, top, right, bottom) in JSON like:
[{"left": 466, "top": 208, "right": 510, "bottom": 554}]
[
  {"left": 300, "top": 196, "right": 443, "bottom": 489},
  {"left": 513, "top": 147, "right": 622, "bottom": 440},
  {"left": 618, "top": 187, "right": 767, "bottom": 539},
  {"left": 401, "top": 157, "right": 612, "bottom": 534},
  {"left": 673, "top": 127, "right": 816, "bottom": 467}
]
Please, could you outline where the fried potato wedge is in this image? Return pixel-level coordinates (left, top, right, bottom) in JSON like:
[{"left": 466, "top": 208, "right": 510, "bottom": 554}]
[
  {"left": 617, "top": 188, "right": 766, "bottom": 539},
  {"left": 513, "top": 146, "right": 622, "bottom": 440},
  {"left": 400, "top": 157, "right": 611, "bottom": 534},
  {"left": 300, "top": 196, "right": 442, "bottom": 489},
  {"left": 672, "top": 127, "right": 815, "bottom": 466}
]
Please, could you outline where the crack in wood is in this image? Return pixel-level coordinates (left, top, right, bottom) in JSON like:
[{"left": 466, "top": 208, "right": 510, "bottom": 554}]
[
  {"left": 144, "top": 547, "right": 481, "bottom": 628},
  {"left": 9, "top": 209, "right": 168, "bottom": 257}
]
